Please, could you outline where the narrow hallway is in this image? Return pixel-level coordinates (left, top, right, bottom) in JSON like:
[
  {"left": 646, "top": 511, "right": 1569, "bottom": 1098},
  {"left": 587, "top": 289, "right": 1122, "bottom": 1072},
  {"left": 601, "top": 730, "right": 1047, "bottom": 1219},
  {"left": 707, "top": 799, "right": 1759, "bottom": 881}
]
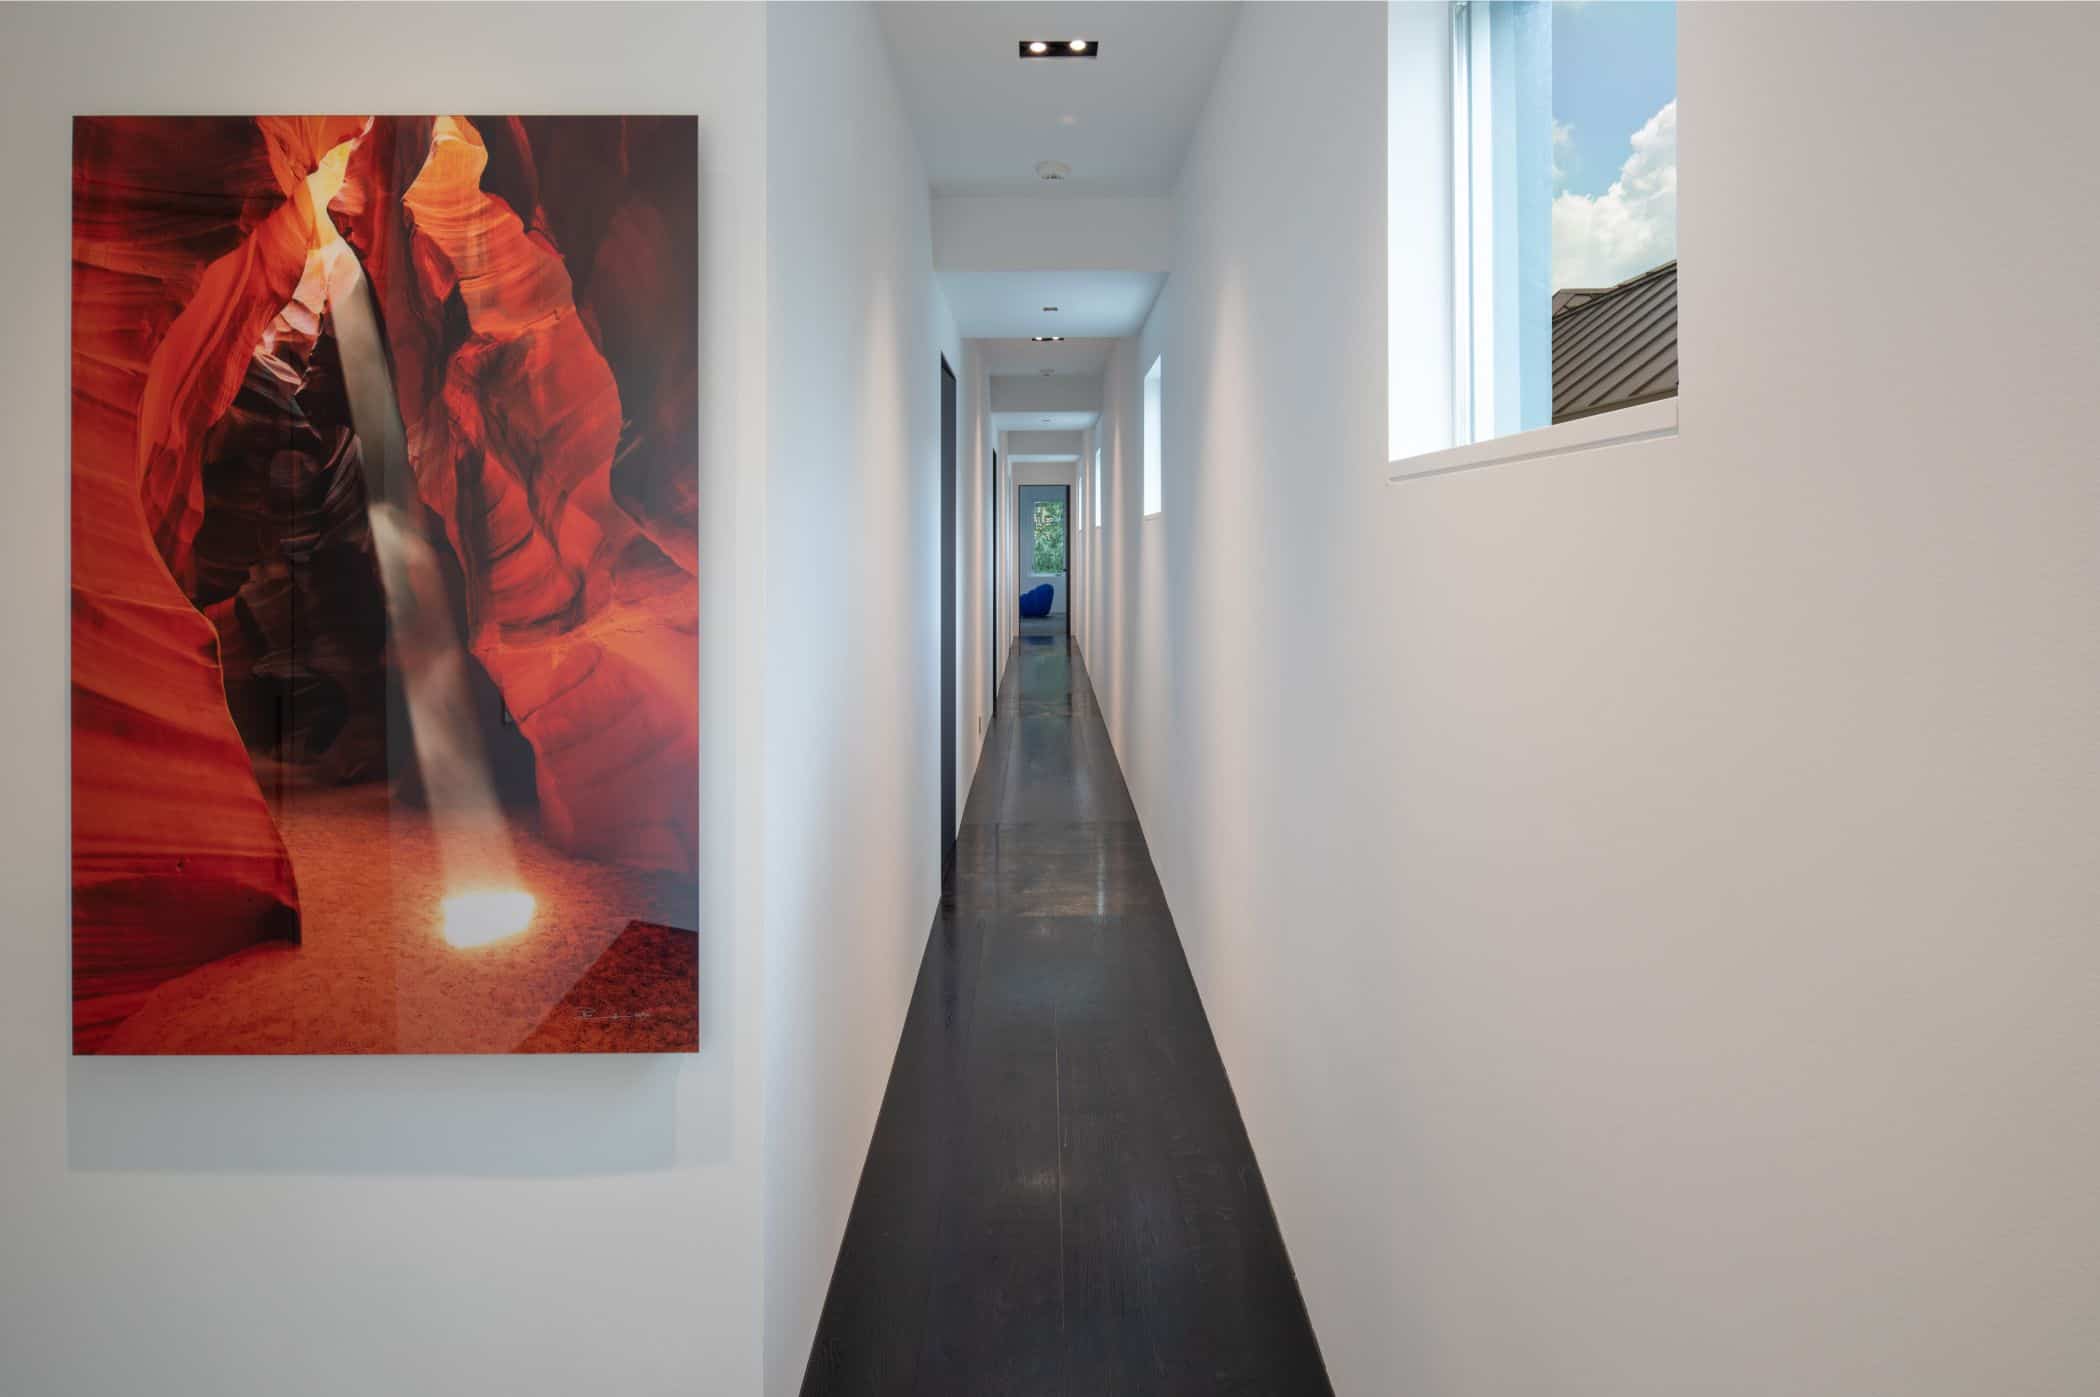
[{"left": 802, "top": 636, "right": 1330, "bottom": 1395}]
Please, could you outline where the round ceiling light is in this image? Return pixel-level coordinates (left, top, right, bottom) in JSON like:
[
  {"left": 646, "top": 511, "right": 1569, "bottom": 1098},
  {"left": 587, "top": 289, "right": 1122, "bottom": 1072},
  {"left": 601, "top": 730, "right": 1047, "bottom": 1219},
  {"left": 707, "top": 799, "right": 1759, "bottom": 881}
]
[
  {"left": 1069, "top": 39, "right": 1089, "bottom": 53},
  {"left": 1029, "top": 40, "right": 1048, "bottom": 54}
]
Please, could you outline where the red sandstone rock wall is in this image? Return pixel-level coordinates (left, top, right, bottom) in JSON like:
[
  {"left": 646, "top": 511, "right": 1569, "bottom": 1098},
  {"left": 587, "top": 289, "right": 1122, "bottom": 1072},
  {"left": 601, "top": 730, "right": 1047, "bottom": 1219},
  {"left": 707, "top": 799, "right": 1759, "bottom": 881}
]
[
  {"left": 342, "top": 114, "right": 700, "bottom": 876},
  {"left": 70, "top": 116, "right": 700, "bottom": 1051},
  {"left": 70, "top": 118, "right": 356, "bottom": 1050}
]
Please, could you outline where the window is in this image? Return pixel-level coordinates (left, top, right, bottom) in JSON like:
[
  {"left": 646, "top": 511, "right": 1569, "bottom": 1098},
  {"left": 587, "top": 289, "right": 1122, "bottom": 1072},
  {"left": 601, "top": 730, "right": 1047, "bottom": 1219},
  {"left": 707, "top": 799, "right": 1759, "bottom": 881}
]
[
  {"left": 1142, "top": 357, "right": 1162, "bottom": 517},
  {"left": 1392, "top": 2, "right": 1678, "bottom": 464},
  {"left": 1093, "top": 447, "right": 1103, "bottom": 527},
  {"left": 1031, "top": 499, "right": 1066, "bottom": 573}
]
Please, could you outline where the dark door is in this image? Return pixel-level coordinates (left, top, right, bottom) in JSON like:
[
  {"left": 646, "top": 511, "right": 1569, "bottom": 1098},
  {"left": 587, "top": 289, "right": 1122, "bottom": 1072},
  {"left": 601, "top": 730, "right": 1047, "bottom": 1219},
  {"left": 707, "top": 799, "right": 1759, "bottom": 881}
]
[
  {"left": 940, "top": 359, "right": 958, "bottom": 871},
  {"left": 1060, "top": 483, "right": 1072, "bottom": 635},
  {"left": 989, "top": 449, "right": 998, "bottom": 712}
]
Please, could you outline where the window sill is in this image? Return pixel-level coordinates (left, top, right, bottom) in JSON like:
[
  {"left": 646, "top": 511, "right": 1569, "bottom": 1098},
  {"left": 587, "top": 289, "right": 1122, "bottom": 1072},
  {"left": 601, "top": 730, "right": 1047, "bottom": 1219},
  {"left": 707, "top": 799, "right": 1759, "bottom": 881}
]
[{"left": 1388, "top": 397, "right": 1678, "bottom": 483}]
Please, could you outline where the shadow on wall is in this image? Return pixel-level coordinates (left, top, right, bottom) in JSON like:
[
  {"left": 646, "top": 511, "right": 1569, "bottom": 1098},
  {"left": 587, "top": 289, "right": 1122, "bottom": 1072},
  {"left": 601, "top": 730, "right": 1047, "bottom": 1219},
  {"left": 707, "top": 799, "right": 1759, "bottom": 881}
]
[{"left": 64, "top": 1051, "right": 696, "bottom": 1176}]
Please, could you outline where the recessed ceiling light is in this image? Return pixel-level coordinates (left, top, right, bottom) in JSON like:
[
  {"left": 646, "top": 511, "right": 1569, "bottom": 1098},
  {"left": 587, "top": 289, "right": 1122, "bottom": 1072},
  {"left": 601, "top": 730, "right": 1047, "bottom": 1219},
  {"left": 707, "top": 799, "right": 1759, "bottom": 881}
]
[
  {"left": 1018, "top": 38, "right": 1101, "bottom": 60},
  {"left": 1035, "top": 159, "right": 1071, "bottom": 181},
  {"left": 1031, "top": 335, "right": 1065, "bottom": 343}
]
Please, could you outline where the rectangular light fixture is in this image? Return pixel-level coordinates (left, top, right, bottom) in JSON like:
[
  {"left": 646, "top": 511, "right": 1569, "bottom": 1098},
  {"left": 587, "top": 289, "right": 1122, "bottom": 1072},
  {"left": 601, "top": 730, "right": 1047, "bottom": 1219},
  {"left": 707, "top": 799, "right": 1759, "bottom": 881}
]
[
  {"left": 1019, "top": 39, "right": 1099, "bottom": 59},
  {"left": 1032, "top": 336, "right": 1065, "bottom": 343}
]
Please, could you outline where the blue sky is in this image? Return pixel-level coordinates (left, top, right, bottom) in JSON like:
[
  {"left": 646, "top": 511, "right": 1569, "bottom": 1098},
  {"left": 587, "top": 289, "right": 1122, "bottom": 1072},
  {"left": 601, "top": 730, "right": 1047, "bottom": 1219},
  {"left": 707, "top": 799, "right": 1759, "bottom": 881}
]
[
  {"left": 1548, "top": 0, "right": 1679, "bottom": 289},
  {"left": 1552, "top": 1, "right": 1677, "bottom": 198}
]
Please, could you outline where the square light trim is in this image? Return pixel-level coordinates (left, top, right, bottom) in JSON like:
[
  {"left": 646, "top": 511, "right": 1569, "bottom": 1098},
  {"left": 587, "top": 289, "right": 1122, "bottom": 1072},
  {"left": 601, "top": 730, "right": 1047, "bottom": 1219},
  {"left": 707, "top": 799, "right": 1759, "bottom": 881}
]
[{"left": 1019, "top": 39, "right": 1099, "bottom": 60}]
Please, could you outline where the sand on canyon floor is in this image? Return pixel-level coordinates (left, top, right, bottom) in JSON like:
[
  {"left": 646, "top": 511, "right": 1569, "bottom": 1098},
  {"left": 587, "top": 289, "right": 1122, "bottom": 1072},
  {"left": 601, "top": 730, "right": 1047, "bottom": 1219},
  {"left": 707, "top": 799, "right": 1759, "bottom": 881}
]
[{"left": 100, "top": 784, "right": 696, "bottom": 1054}]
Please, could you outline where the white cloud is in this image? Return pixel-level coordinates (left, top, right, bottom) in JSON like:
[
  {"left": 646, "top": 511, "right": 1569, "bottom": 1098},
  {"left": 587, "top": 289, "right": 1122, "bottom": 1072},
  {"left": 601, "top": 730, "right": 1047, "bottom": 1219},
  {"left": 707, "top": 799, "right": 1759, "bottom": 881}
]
[
  {"left": 1552, "top": 119, "right": 1573, "bottom": 186},
  {"left": 1552, "top": 99, "right": 1676, "bottom": 290}
]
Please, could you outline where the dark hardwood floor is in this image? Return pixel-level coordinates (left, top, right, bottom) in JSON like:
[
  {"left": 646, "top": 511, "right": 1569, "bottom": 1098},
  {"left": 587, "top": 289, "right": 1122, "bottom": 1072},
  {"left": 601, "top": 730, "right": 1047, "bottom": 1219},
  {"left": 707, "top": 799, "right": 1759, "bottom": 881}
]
[{"left": 801, "top": 636, "right": 1331, "bottom": 1396}]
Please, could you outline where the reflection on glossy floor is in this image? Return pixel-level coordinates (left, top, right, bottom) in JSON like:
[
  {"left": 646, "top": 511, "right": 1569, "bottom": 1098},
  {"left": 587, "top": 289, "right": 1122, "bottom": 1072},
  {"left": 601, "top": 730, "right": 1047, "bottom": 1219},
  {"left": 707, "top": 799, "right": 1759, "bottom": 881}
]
[{"left": 803, "top": 636, "right": 1331, "bottom": 1395}]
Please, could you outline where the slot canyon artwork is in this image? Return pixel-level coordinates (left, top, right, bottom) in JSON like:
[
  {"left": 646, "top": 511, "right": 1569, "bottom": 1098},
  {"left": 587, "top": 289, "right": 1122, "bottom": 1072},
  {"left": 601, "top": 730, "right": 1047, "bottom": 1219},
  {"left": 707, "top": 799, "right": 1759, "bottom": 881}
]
[{"left": 71, "top": 115, "right": 699, "bottom": 1053}]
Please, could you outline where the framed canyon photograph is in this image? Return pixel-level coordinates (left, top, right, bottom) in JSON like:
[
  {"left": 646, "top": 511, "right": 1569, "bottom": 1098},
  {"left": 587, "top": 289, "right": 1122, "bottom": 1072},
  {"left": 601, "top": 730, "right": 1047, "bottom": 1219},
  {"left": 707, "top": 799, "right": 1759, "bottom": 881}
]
[{"left": 70, "top": 114, "right": 699, "bottom": 1053}]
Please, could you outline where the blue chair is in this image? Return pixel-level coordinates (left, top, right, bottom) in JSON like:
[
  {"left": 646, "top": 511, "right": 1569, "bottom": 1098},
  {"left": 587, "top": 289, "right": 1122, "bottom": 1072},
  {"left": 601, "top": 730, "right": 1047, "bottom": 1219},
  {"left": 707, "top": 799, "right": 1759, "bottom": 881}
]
[{"left": 1019, "top": 583, "right": 1055, "bottom": 618}]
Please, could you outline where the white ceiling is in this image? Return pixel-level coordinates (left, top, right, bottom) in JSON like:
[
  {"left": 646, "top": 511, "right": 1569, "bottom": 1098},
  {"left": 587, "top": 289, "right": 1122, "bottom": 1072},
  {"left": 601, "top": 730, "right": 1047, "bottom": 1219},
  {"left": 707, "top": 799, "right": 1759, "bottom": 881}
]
[
  {"left": 941, "top": 269, "right": 1165, "bottom": 340},
  {"left": 878, "top": 2, "right": 1242, "bottom": 198}
]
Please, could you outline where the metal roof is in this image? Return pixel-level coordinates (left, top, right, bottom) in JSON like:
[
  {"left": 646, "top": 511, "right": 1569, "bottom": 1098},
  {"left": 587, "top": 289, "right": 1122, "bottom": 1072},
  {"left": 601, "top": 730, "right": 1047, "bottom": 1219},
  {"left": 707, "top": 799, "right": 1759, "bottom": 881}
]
[{"left": 1551, "top": 260, "right": 1678, "bottom": 423}]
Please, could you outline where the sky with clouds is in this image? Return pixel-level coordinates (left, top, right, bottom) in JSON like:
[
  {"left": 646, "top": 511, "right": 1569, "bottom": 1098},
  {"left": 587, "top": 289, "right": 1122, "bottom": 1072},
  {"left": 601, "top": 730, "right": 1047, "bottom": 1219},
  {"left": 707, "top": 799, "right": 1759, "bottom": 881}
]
[{"left": 1549, "top": 1, "right": 1678, "bottom": 290}]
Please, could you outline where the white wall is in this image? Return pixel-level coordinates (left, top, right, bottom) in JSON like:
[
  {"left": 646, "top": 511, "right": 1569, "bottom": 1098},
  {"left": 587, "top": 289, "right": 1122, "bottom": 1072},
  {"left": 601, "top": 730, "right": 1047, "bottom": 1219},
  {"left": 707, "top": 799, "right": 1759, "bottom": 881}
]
[
  {"left": 0, "top": 4, "right": 770, "bottom": 1395},
  {"left": 1079, "top": 425, "right": 1111, "bottom": 667},
  {"left": 1, "top": 6, "right": 995, "bottom": 1396},
  {"left": 1084, "top": 4, "right": 2100, "bottom": 1394},
  {"left": 1072, "top": 425, "right": 1095, "bottom": 655},
  {"left": 963, "top": 347, "right": 999, "bottom": 748},
  {"left": 1005, "top": 428, "right": 1084, "bottom": 455},
  {"left": 990, "top": 372, "right": 1105, "bottom": 415},
  {"left": 761, "top": 3, "right": 978, "bottom": 1392},
  {"left": 996, "top": 433, "right": 1014, "bottom": 683}
]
